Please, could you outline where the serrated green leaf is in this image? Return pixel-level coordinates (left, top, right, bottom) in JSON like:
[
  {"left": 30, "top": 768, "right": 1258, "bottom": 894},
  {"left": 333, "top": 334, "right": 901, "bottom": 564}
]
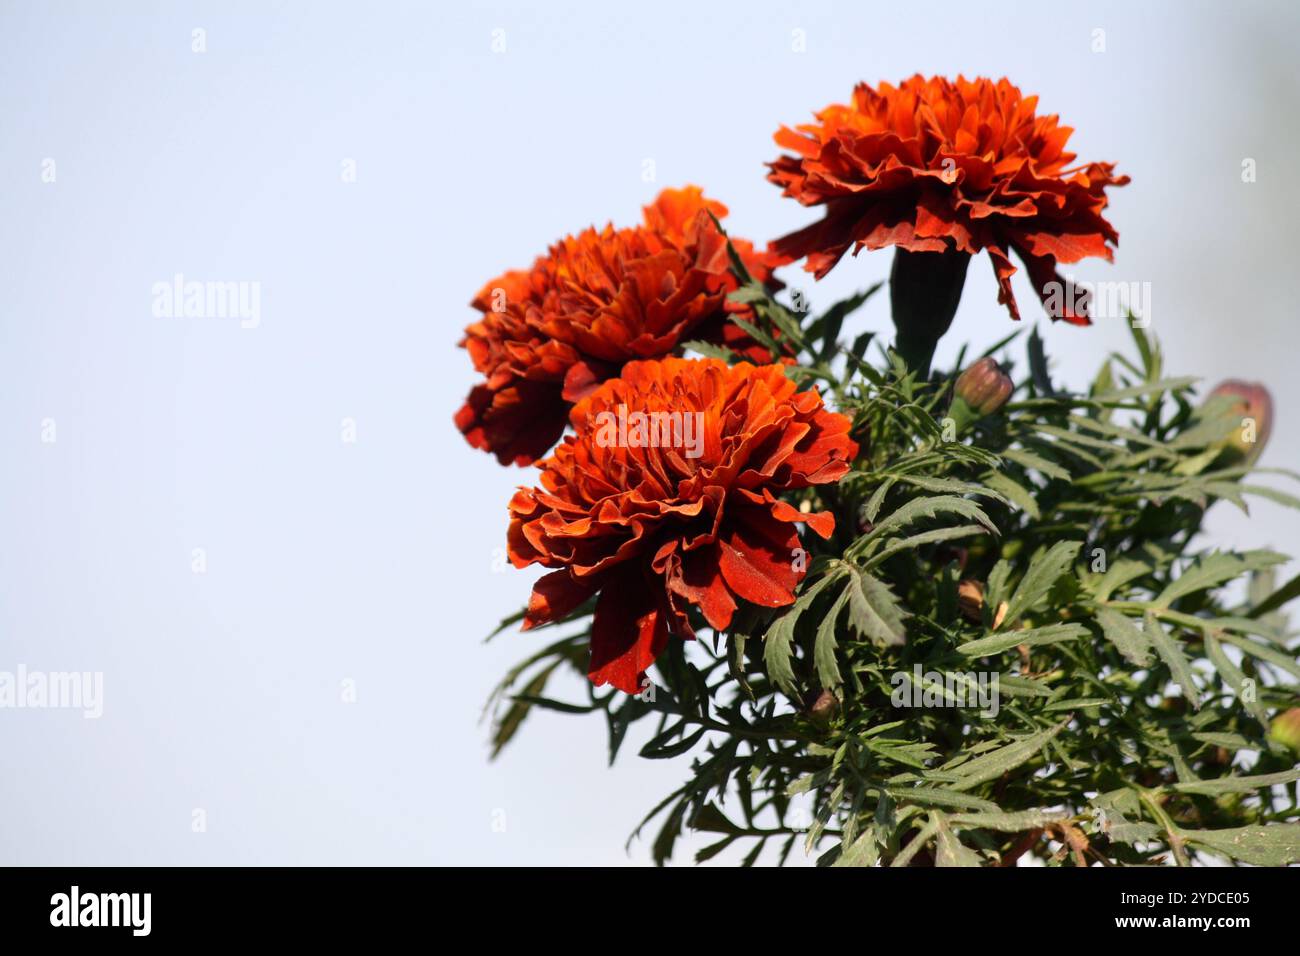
[
  {"left": 1181, "top": 823, "right": 1300, "bottom": 866},
  {"left": 1095, "top": 608, "right": 1152, "bottom": 666},
  {"left": 1248, "top": 569, "right": 1300, "bottom": 620},
  {"left": 1094, "top": 377, "right": 1199, "bottom": 402},
  {"left": 813, "top": 586, "right": 850, "bottom": 689},
  {"left": 933, "top": 814, "right": 983, "bottom": 867},
  {"left": 982, "top": 470, "right": 1041, "bottom": 519},
  {"left": 681, "top": 339, "right": 740, "bottom": 362},
  {"left": 1090, "top": 556, "right": 1157, "bottom": 603},
  {"left": 1002, "top": 447, "right": 1071, "bottom": 482},
  {"left": 1154, "top": 551, "right": 1287, "bottom": 608},
  {"left": 640, "top": 725, "right": 708, "bottom": 760},
  {"left": 1203, "top": 630, "right": 1270, "bottom": 725},
  {"left": 832, "top": 827, "right": 880, "bottom": 867},
  {"left": 1000, "top": 541, "right": 1081, "bottom": 627},
  {"left": 1144, "top": 611, "right": 1200, "bottom": 708},
  {"left": 949, "top": 810, "right": 1067, "bottom": 832},
  {"left": 844, "top": 566, "right": 907, "bottom": 647},
  {"left": 762, "top": 570, "right": 842, "bottom": 695},
  {"left": 889, "top": 788, "right": 1001, "bottom": 813},
  {"left": 958, "top": 623, "right": 1086, "bottom": 657},
  {"left": 945, "top": 722, "right": 1066, "bottom": 791},
  {"left": 858, "top": 495, "right": 997, "bottom": 554},
  {"left": 1172, "top": 768, "right": 1300, "bottom": 795}
]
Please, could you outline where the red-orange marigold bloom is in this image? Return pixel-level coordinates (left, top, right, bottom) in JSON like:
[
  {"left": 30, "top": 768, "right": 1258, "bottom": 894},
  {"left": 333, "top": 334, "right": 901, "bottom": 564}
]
[
  {"left": 768, "top": 75, "right": 1128, "bottom": 323},
  {"left": 456, "top": 187, "right": 781, "bottom": 466},
  {"left": 507, "top": 357, "right": 857, "bottom": 693}
]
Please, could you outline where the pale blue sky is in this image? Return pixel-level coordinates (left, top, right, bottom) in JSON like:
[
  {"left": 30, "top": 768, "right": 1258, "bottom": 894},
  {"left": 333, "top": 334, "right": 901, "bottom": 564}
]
[{"left": 1, "top": 0, "right": 1297, "bottom": 864}]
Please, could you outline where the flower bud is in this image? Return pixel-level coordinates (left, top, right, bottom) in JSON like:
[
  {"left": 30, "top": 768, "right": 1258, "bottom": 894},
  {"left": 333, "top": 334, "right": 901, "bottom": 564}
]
[
  {"left": 957, "top": 579, "right": 1007, "bottom": 628},
  {"left": 1269, "top": 707, "right": 1300, "bottom": 752},
  {"left": 808, "top": 689, "right": 840, "bottom": 725},
  {"left": 1206, "top": 380, "right": 1273, "bottom": 466},
  {"left": 957, "top": 579, "right": 984, "bottom": 622},
  {"left": 955, "top": 357, "right": 1015, "bottom": 417}
]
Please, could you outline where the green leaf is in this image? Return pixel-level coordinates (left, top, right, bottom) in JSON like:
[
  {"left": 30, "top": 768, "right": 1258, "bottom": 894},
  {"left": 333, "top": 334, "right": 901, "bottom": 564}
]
[
  {"left": 1027, "top": 327, "right": 1057, "bottom": 396},
  {"left": 1043, "top": 697, "right": 1110, "bottom": 712},
  {"left": 981, "top": 470, "right": 1040, "bottom": 519},
  {"left": 949, "top": 810, "right": 1067, "bottom": 832},
  {"left": 858, "top": 495, "right": 997, "bottom": 552},
  {"left": 1128, "top": 319, "right": 1159, "bottom": 379},
  {"left": 889, "top": 788, "right": 1001, "bottom": 813},
  {"left": 945, "top": 722, "right": 1066, "bottom": 791},
  {"left": 1154, "top": 551, "right": 1287, "bottom": 608},
  {"left": 1180, "top": 823, "right": 1300, "bottom": 866},
  {"left": 1094, "top": 377, "right": 1199, "bottom": 402},
  {"left": 933, "top": 814, "right": 983, "bottom": 867},
  {"left": 892, "top": 475, "right": 1009, "bottom": 501},
  {"left": 1144, "top": 611, "right": 1200, "bottom": 708},
  {"left": 813, "top": 586, "right": 851, "bottom": 689},
  {"left": 994, "top": 674, "right": 1055, "bottom": 698},
  {"left": 832, "top": 828, "right": 881, "bottom": 867},
  {"left": 957, "top": 623, "right": 1086, "bottom": 657},
  {"left": 844, "top": 565, "right": 908, "bottom": 647},
  {"left": 640, "top": 725, "right": 708, "bottom": 760},
  {"left": 1218, "top": 630, "right": 1300, "bottom": 680},
  {"left": 694, "top": 837, "right": 736, "bottom": 863},
  {"left": 490, "top": 661, "right": 560, "bottom": 758},
  {"left": 762, "top": 609, "right": 799, "bottom": 696},
  {"left": 1091, "top": 557, "right": 1155, "bottom": 603},
  {"left": 511, "top": 694, "right": 596, "bottom": 715},
  {"left": 762, "top": 570, "right": 842, "bottom": 695},
  {"left": 1203, "top": 630, "right": 1269, "bottom": 725},
  {"left": 1247, "top": 569, "right": 1300, "bottom": 620},
  {"left": 1172, "top": 768, "right": 1300, "bottom": 795},
  {"left": 1095, "top": 608, "right": 1152, "bottom": 666},
  {"left": 486, "top": 606, "right": 528, "bottom": 641},
  {"left": 710, "top": 214, "right": 754, "bottom": 284},
  {"left": 689, "top": 802, "right": 742, "bottom": 835},
  {"left": 814, "top": 284, "right": 881, "bottom": 362},
  {"left": 1238, "top": 483, "right": 1300, "bottom": 511},
  {"left": 863, "top": 524, "right": 990, "bottom": 570},
  {"left": 1188, "top": 732, "right": 1252, "bottom": 751},
  {"left": 681, "top": 339, "right": 740, "bottom": 363},
  {"left": 1001, "top": 448, "right": 1070, "bottom": 482},
  {"left": 1000, "top": 541, "right": 1081, "bottom": 627}
]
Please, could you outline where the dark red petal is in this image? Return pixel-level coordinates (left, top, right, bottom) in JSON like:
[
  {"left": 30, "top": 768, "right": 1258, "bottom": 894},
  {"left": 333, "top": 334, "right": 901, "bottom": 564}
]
[
  {"left": 669, "top": 542, "right": 737, "bottom": 631},
  {"left": 588, "top": 570, "right": 670, "bottom": 694},
  {"left": 523, "top": 570, "right": 594, "bottom": 630},
  {"left": 719, "top": 505, "right": 802, "bottom": 608},
  {"left": 1013, "top": 245, "right": 1092, "bottom": 326}
]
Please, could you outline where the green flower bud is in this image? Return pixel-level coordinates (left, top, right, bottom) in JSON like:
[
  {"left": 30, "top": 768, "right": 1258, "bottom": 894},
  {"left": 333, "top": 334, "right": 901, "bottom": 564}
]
[
  {"left": 1269, "top": 707, "right": 1300, "bottom": 752},
  {"left": 955, "top": 357, "right": 1015, "bottom": 416},
  {"left": 1206, "top": 380, "right": 1272, "bottom": 466}
]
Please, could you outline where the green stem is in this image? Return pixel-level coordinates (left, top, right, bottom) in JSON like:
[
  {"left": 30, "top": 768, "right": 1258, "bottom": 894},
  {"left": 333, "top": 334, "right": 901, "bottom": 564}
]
[{"left": 1139, "top": 789, "right": 1189, "bottom": 867}]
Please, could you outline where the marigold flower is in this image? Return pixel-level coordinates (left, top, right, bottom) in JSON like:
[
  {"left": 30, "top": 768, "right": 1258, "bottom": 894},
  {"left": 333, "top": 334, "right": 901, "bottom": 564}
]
[
  {"left": 456, "top": 187, "right": 781, "bottom": 465},
  {"left": 768, "top": 75, "right": 1128, "bottom": 324},
  {"left": 507, "top": 357, "right": 857, "bottom": 693}
]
